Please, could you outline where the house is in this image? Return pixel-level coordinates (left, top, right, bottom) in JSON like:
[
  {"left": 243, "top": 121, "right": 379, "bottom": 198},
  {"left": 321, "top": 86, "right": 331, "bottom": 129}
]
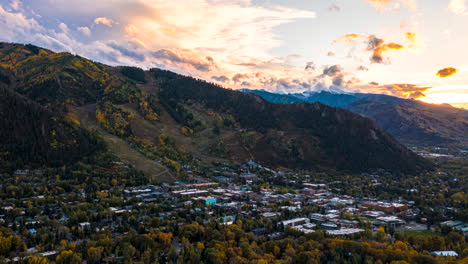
[
  {"left": 301, "top": 188, "right": 316, "bottom": 195},
  {"left": 220, "top": 216, "right": 235, "bottom": 225},
  {"left": 431, "top": 251, "right": 459, "bottom": 257},
  {"left": 79, "top": 222, "right": 91, "bottom": 230},
  {"left": 262, "top": 212, "right": 280, "bottom": 218},
  {"left": 201, "top": 197, "right": 217, "bottom": 206},
  {"left": 40, "top": 251, "right": 58, "bottom": 259},
  {"left": 14, "top": 170, "right": 29, "bottom": 175}
]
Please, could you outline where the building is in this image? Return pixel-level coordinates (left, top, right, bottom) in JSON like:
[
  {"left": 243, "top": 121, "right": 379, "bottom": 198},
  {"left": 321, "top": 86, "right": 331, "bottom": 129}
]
[
  {"left": 376, "top": 216, "right": 405, "bottom": 228},
  {"left": 321, "top": 222, "right": 339, "bottom": 230},
  {"left": 173, "top": 189, "right": 209, "bottom": 197},
  {"left": 431, "top": 251, "right": 459, "bottom": 257},
  {"left": 220, "top": 215, "right": 235, "bottom": 225},
  {"left": 327, "top": 228, "right": 365, "bottom": 236},
  {"left": 310, "top": 213, "right": 327, "bottom": 223},
  {"left": 303, "top": 183, "right": 328, "bottom": 190},
  {"left": 202, "top": 197, "right": 217, "bottom": 206},
  {"left": 79, "top": 222, "right": 91, "bottom": 230},
  {"left": 362, "top": 202, "right": 408, "bottom": 214},
  {"left": 280, "top": 218, "right": 310, "bottom": 229}
]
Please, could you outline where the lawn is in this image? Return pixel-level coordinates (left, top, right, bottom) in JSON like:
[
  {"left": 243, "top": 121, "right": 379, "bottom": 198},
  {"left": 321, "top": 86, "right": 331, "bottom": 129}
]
[{"left": 396, "top": 230, "right": 437, "bottom": 237}]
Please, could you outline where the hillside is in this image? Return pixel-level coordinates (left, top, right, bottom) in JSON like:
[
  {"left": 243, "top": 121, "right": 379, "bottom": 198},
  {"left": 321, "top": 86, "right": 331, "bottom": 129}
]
[
  {"left": 0, "top": 86, "right": 101, "bottom": 168},
  {"left": 0, "top": 42, "right": 431, "bottom": 176},
  {"left": 241, "top": 89, "right": 468, "bottom": 147}
]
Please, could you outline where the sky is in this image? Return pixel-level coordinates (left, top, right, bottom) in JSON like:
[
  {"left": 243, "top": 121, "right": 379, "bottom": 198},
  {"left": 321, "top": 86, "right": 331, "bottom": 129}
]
[{"left": 0, "top": 0, "right": 467, "bottom": 108}]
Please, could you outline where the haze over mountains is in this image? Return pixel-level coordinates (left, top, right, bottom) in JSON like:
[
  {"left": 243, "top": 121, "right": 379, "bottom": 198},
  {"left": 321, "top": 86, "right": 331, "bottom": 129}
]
[
  {"left": 241, "top": 89, "right": 468, "bottom": 147},
  {"left": 0, "top": 42, "right": 431, "bottom": 176}
]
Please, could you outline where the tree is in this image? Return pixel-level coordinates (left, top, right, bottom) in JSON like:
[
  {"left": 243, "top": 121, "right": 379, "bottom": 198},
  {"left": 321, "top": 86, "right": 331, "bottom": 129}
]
[
  {"left": 26, "top": 256, "right": 51, "bottom": 264},
  {"left": 121, "top": 242, "right": 137, "bottom": 261},
  {"left": 56, "top": 250, "right": 82, "bottom": 264},
  {"left": 393, "top": 241, "right": 409, "bottom": 252},
  {"left": 87, "top": 247, "right": 104, "bottom": 263}
]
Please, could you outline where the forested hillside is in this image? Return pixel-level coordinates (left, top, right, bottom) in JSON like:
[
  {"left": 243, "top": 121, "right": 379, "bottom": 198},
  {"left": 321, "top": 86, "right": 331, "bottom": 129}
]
[
  {"left": 0, "top": 86, "right": 101, "bottom": 168},
  {"left": 241, "top": 89, "right": 468, "bottom": 147},
  {"left": 0, "top": 42, "right": 431, "bottom": 175}
]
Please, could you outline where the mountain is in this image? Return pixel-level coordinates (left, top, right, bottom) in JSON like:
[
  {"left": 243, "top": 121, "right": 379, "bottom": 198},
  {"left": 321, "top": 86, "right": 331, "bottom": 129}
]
[
  {"left": 241, "top": 89, "right": 468, "bottom": 147},
  {"left": 238, "top": 89, "right": 304, "bottom": 104},
  {"left": 0, "top": 85, "right": 101, "bottom": 168},
  {"left": 0, "top": 42, "right": 431, "bottom": 176}
]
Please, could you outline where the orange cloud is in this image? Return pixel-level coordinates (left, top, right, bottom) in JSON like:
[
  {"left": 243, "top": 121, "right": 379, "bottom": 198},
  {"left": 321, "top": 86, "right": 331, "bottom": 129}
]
[
  {"left": 333, "top": 33, "right": 364, "bottom": 44},
  {"left": 358, "top": 83, "right": 432, "bottom": 99},
  {"left": 436, "top": 67, "right": 459, "bottom": 78},
  {"left": 94, "top": 17, "right": 114, "bottom": 27},
  {"left": 367, "top": 35, "right": 404, "bottom": 64},
  {"left": 405, "top": 32, "right": 416, "bottom": 42},
  {"left": 334, "top": 33, "right": 407, "bottom": 64},
  {"left": 366, "top": 0, "right": 416, "bottom": 12}
]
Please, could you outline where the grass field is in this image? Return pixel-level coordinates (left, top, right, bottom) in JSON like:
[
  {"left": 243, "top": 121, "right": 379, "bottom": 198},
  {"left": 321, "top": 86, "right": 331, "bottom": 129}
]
[{"left": 396, "top": 230, "right": 437, "bottom": 237}]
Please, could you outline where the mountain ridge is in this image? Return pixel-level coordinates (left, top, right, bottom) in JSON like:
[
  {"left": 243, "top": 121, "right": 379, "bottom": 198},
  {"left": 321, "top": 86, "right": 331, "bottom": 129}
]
[
  {"left": 0, "top": 42, "right": 432, "bottom": 176},
  {"left": 241, "top": 89, "right": 468, "bottom": 147}
]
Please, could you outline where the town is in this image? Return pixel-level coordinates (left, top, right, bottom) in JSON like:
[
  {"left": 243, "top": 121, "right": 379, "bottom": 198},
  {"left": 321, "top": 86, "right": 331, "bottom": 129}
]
[{"left": 1, "top": 156, "right": 466, "bottom": 262}]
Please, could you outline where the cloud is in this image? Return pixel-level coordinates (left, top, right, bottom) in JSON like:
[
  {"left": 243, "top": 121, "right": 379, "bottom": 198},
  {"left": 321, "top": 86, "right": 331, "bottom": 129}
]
[
  {"left": 94, "top": 17, "right": 114, "bottom": 27},
  {"left": 383, "top": 83, "right": 431, "bottom": 98},
  {"left": 0, "top": 0, "right": 319, "bottom": 91},
  {"left": 365, "top": 0, "right": 416, "bottom": 12},
  {"left": 334, "top": 33, "right": 407, "bottom": 64},
  {"left": 358, "top": 83, "right": 432, "bottom": 99},
  {"left": 405, "top": 32, "right": 416, "bottom": 42},
  {"left": 449, "top": 0, "right": 467, "bottom": 15},
  {"left": 357, "top": 65, "right": 369, "bottom": 71},
  {"left": 58, "top": 22, "right": 69, "bottom": 33},
  {"left": 0, "top": 0, "right": 436, "bottom": 102},
  {"left": 151, "top": 49, "right": 217, "bottom": 72},
  {"left": 436, "top": 67, "right": 459, "bottom": 78},
  {"left": 10, "top": 0, "right": 21, "bottom": 10},
  {"left": 367, "top": 35, "right": 404, "bottom": 64},
  {"left": 333, "top": 33, "right": 364, "bottom": 44},
  {"left": 77, "top": 26, "right": 91, "bottom": 36},
  {"left": 0, "top": 5, "right": 43, "bottom": 40},
  {"left": 211, "top": 75, "right": 230, "bottom": 83},
  {"left": 232, "top": 73, "right": 249, "bottom": 83},
  {"left": 305, "top": 61, "right": 316, "bottom": 71},
  {"left": 108, "top": 41, "right": 146, "bottom": 62},
  {"left": 328, "top": 4, "right": 341, "bottom": 12},
  {"left": 322, "top": 64, "right": 343, "bottom": 77},
  {"left": 241, "top": 81, "right": 251, "bottom": 87},
  {"left": 118, "top": 0, "right": 315, "bottom": 68},
  {"left": 322, "top": 64, "right": 345, "bottom": 86}
]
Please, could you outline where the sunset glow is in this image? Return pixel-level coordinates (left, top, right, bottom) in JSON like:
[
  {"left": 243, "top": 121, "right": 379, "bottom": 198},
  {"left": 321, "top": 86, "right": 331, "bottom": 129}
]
[{"left": 0, "top": 0, "right": 467, "bottom": 107}]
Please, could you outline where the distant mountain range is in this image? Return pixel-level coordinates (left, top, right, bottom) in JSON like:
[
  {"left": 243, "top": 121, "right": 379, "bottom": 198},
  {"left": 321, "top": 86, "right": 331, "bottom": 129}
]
[
  {"left": 240, "top": 89, "right": 468, "bottom": 147},
  {"left": 0, "top": 42, "right": 431, "bottom": 175}
]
